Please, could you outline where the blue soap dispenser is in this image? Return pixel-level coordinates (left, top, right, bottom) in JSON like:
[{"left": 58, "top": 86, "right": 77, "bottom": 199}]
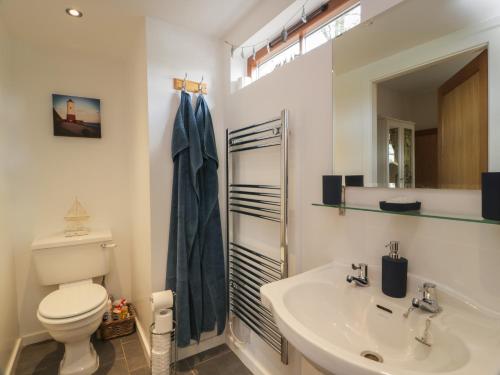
[{"left": 382, "top": 241, "right": 408, "bottom": 298}]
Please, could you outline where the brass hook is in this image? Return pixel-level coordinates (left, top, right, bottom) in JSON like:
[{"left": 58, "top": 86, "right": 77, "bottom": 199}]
[
  {"left": 182, "top": 73, "right": 188, "bottom": 91},
  {"left": 198, "top": 75, "right": 204, "bottom": 94}
]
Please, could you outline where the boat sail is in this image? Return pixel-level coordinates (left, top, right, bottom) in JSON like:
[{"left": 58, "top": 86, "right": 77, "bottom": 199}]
[{"left": 64, "top": 197, "right": 90, "bottom": 236}]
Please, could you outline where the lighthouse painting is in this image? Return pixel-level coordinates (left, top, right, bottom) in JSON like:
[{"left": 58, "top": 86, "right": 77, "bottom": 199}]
[{"left": 52, "top": 94, "right": 101, "bottom": 138}]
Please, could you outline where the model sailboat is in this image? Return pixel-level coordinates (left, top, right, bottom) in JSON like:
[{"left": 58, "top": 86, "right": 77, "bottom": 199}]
[{"left": 64, "top": 197, "right": 90, "bottom": 236}]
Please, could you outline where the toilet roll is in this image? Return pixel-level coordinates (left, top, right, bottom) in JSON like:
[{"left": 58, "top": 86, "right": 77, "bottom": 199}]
[
  {"left": 150, "top": 290, "right": 174, "bottom": 312},
  {"left": 151, "top": 348, "right": 170, "bottom": 375},
  {"left": 152, "top": 345, "right": 171, "bottom": 375},
  {"left": 154, "top": 309, "right": 173, "bottom": 334}
]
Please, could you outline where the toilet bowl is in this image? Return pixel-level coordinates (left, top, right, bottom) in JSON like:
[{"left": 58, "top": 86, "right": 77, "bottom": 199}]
[
  {"left": 37, "top": 280, "right": 108, "bottom": 375},
  {"left": 32, "top": 230, "right": 114, "bottom": 375}
]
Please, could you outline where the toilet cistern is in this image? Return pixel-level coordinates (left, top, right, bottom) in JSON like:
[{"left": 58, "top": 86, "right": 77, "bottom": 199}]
[{"left": 346, "top": 263, "right": 369, "bottom": 286}]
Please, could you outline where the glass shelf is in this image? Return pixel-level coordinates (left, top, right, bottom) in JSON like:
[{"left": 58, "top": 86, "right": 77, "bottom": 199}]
[{"left": 312, "top": 203, "right": 500, "bottom": 226}]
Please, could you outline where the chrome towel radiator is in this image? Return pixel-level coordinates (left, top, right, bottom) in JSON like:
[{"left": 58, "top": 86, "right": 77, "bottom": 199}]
[{"left": 225, "top": 110, "right": 289, "bottom": 364}]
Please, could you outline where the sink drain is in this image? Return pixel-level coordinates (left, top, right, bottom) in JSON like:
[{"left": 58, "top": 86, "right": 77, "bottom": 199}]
[{"left": 360, "top": 351, "right": 383, "bottom": 363}]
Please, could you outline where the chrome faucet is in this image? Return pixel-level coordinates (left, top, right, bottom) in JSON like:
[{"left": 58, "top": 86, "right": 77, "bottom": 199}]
[
  {"left": 404, "top": 282, "right": 441, "bottom": 317},
  {"left": 346, "top": 263, "right": 369, "bottom": 287}
]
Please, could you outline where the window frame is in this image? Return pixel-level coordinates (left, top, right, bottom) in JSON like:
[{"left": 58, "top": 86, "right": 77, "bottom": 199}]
[
  {"left": 247, "top": 0, "right": 360, "bottom": 78},
  {"left": 303, "top": 3, "right": 361, "bottom": 54}
]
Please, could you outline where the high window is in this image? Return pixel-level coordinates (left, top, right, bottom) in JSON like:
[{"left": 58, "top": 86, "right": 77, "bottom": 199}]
[
  {"left": 304, "top": 5, "right": 361, "bottom": 53},
  {"left": 250, "top": 2, "right": 361, "bottom": 80}
]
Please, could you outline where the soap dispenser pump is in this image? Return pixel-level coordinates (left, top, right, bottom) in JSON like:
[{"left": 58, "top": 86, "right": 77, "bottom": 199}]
[{"left": 382, "top": 241, "right": 408, "bottom": 298}]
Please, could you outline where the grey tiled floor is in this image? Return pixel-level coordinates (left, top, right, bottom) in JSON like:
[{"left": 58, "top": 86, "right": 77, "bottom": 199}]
[
  {"left": 15, "top": 334, "right": 251, "bottom": 375},
  {"left": 15, "top": 332, "right": 148, "bottom": 375},
  {"left": 176, "top": 344, "right": 252, "bottom": 375}
]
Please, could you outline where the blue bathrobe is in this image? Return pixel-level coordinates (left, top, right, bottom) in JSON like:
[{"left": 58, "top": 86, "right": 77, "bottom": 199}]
[
  {"left": 195, "top": 95, "right": 227, "bottom": 336},
  {"left": 166, "top": 91, "right": 204, "bottom": 347}
]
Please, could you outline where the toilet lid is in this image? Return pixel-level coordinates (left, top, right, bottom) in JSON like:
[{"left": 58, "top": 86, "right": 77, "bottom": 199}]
[{"left": 39, "top": 283, "right": 107, "bottom": 319}]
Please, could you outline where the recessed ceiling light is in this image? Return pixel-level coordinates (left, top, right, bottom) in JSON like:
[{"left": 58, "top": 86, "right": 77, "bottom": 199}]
[{"left": 65, "top": 8, "right": 83, "bottom": 17}]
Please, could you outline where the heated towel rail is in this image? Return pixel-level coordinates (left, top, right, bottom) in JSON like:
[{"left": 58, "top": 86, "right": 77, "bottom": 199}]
[{"left": 225, "top": 110, "right": 289, "bottom": 364}]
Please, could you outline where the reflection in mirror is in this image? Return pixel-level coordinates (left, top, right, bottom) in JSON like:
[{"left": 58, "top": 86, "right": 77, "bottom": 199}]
[
  {"left": 376, "top": 49, "right": 488, "bottom": 189},
  {"left": 335, "top": 45, "right": 489, "bottom": 190}
]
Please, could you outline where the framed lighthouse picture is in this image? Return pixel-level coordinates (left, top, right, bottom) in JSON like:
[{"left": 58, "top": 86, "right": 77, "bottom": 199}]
[{"left": 52, "top": 94, "right": 101, "bottom": 138}]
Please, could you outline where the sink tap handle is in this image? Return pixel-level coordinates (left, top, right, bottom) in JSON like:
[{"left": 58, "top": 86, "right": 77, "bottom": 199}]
[
  {"left": 420, "top": 282, "right": 437, "bottom": 301},
  {"left": 353, "top": 263, "right": 368, "bottom": 278},
  {"left": 411, "top": 297, "right": 420, "bottom": 308},
  {"left": 346, "top": 263, "right": 369, "bottom": 286}
]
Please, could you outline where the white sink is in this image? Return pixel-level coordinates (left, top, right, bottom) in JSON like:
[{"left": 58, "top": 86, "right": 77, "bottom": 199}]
[{"left": 260, "top": 263, "right": 500, "bottom": 375}]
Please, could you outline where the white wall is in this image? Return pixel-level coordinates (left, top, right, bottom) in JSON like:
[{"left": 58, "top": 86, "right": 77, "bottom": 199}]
[
  {"left": 145, "top": 16, "right": 227, "bottom": 357},
  {"left": 128, "top": 17, "right": 154, "bottom": 335},
  {"left": 0, "top": 19, "right": 20, "bottom": 373},
  {"left": 9, "top": 36, "right": 136, "bottom": 337},
  {"left": 224, "top": 41, "right": 333, "bottom": 375}
]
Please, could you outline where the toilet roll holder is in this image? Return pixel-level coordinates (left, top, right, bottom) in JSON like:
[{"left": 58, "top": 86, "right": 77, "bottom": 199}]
[{"left": 149, "top": 292, "right": 177, "bottom": 375}]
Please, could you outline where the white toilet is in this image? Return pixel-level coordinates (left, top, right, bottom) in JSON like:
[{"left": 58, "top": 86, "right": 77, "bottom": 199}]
[{"left": 32, "top": 230, "right": 114, "bottom": 375}]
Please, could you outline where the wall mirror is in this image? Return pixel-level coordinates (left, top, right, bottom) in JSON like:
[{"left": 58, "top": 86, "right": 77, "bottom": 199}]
[{"left": 332, "top": 0, "right": 498, "bottom": 191}]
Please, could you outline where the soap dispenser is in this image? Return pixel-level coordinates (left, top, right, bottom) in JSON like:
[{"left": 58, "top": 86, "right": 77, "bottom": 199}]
[{"left": 382, "top": 241, "right": 407, "bottom": 298}]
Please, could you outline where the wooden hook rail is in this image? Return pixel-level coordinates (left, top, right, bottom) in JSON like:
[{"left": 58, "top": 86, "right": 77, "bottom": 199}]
[{"left": 173, "top": 77, "right": 208, "bottom": 94}]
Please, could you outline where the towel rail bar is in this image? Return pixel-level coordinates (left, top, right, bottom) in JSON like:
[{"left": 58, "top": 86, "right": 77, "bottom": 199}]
[
  {"left": 230, "top": 304, "right": 281, "bottom": 343},
  {"left": 229, "top": 267, "right": 266, "bottom": 290},
  {"left": 229, "top": 134, "right": 281, "bottom": 148},
  {"left": 229, "top": 260, "right": 278, "bottom": 283},
  {"left": 228, "top": 127, "right": 280, "bottom": 142},
  {"left": 230, "top": 190, "right": 280, "bottom": 198},
  {"left": 230, "top": 203, "right": 280, "bottom": 215},
  {"left": 229, "top": 290, "right": 273, "bottom": 319},
  {"left": 230, "top": 184, "right": 280, "bottom": 190},
  {"left": 231, "top": 309, "right": 282, "bottom": 352},
  {"left": 230, "top": 256, "right": 281, "bottom": 281},
  {"left": 226, "top": 110, "right": 289, "bottom": 364},
  {"left": 230, "top": 299, "right": 280, "bottom": 337},
  {"left": 229, "top": 277, "right": 261, "bottom": 300},
  {"left": 230, "top": 242, "right": 281, "bottom": 266},
  {"left": 228, "top": 117, "right": 280, "bottom": 135},
  {"left": 229, "top": 142, "right": 281, "bottom": 153},
  {"left": 229, "top": 196, "right": 281, "bottom": 207},
  {"left": 229, "top": 209, "right": 280, "bottom": 222},
  {"left": 230, "top": 249, "right": 281, "bottom": 275}
]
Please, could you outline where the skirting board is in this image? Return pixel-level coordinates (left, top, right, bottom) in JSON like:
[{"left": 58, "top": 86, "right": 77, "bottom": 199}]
[
  {"left": 178, "top": 334, "right": 226, "bottom": 360},
  {"left": 135, "top": 317, "right": 151, "bottom": 361},
  {"left": 4, "top": 337, "right": 22, "bottom": 375},
  {"left": 226, "top": 335, "right": 272, "bottom": 375},
  {"left": 21, "top": 330, "right": 51, "bottom": 346}
]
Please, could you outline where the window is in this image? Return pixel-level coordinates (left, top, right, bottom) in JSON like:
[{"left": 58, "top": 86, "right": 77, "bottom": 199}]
[
  {"left": 304, "top": 5, "right": 361, "bottom": 53},
  {"left": 257, "top": 42, "right": 301, "bottom": 79},
  {"left": 247, "top": 1, "right": 362, "bottom": 81}
]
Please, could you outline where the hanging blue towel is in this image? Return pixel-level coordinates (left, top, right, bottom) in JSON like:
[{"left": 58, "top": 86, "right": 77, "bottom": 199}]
[
  {"left": 166, "top": 91, "right": 204, "bottom": 347},
  {"left": 195, "top": 95, "right": 227, "bottom": 336}
]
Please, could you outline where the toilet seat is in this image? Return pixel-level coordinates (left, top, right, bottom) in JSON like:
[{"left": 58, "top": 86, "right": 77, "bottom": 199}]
[{"left": 39, "top": 283, "right": 107, "bottom": 320}]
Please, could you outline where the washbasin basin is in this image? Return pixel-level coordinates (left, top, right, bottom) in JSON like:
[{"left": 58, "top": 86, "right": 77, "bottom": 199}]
[{"left": 260, "top": 263, "right": 500, "bottom": 375}]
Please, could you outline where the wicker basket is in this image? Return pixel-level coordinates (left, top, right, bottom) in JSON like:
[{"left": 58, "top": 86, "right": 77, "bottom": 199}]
[{"left": 98, "top": 303, "right": 136, "bottom": 340}]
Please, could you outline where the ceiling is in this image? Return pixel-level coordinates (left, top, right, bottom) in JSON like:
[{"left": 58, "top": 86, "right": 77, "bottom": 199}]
[
  {"left": 0, "top": 0, "right": 263, "bottom": 59},
  {"left": 333, "top": 0, "right": 500, "bottom": 74},
  {"left": 379, "top": 49, "right": 484, "bottom": 93},
  {"left": 116, "top": 0, "right": 262, "bottom": 37}
]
